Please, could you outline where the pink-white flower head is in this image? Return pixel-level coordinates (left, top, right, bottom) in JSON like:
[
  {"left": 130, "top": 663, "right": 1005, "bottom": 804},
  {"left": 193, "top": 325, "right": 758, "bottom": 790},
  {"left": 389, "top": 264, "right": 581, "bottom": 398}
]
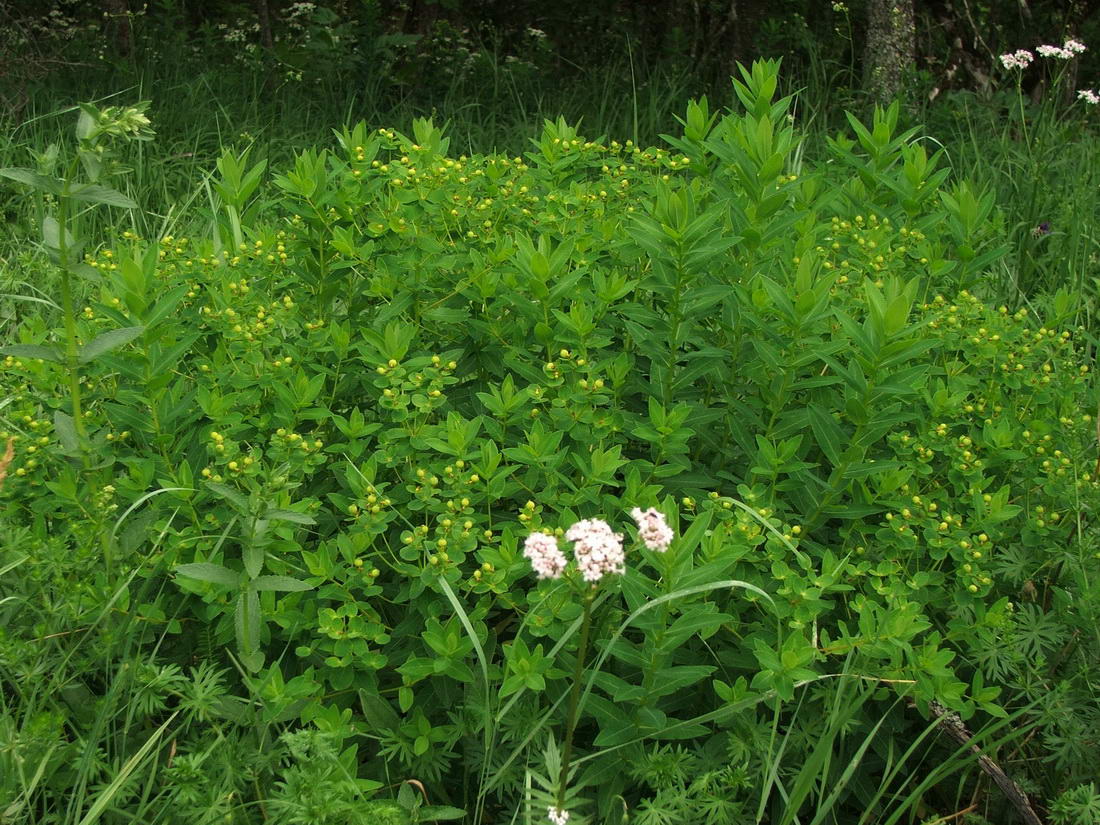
[
  {"left": 547, "top": 807, "right": 570, "bottom": 825},
  {"left": 1079, "top": 89, "right": 1100, "bottom": 105},
  {"left": 999, "top": 49, "right": 1034, "bottom": 70},
  {"left": 630, "top": 507, "right": 674, "bottom": 553},
  {"left": 565, "top": 518, "right": 625, "bottom": 582},
  {"left": 1037, "top": 44, "right": 1073, "bottom": 59},
  {"left": 523, "top": 532, "right": 568, "bottom": 580},
  {"left": 1065, "top": 38, "right": 1087, "bottom": 54}
]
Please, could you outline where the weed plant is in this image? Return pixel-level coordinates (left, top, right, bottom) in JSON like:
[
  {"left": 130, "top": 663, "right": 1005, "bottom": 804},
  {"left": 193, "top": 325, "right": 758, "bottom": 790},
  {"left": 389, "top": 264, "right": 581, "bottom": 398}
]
[
  {"left": 922, "top": 38, "right": 1100, "bottom": 305},
  {"left": 1, "top": 59, "right": 1098, "bottom": 825}
]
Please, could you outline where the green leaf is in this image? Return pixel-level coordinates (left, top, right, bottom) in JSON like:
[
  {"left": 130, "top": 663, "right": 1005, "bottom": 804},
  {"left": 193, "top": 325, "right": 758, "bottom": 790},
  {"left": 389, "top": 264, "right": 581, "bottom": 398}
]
[
  {"left": 676, "top": 509, "right": 713, "bottom": 557},
  {"left": 359, "top": 688, "right": 401, "bottom": 732},
  {"left": 646, "top": 665, "right": 715, "bottom": 698},
  {"left": 418, "top": 806, "right": 466, "bottom": 821},
  {"left": 205, "top": 481, "right": 249, "bottom": 512},
  {"left": 842, "top": 460, "right": 904, "bottom": 479},
  {"left": 76, "top": 105, "right": 97, "bottom": 141},
  {"left": 73, "top": 263, "right": 102, "bottom": 282},
  {"left": 53, "top": 410, "right": 79, "bottom": 453},
  {"left": 240, "top": 649, "right": 265, "bottom": 672},
  {"left": 42, "top": 215, "right": 60, "bottom": 252},
  {"left": 807, "top": 404, "right": 845, "bottom": 466},
  {"left": 661, "top": 609, "right": 734, "bottom": 649},
  {"left": 175, "top": 562, "right": 239, "bottom": 588},
  {"left": 242, "top": 541, "right": 264, "bottom": 580},
  {"left": 67, "top": 183, "right": 138, "bottom": 209},
  {"left": 78, "top": 326, "right": 145, "bottom": 364},
  {"left": 0, "top": 344, "right": 62, "bottom": 363},
  {"left": 0, "top": 167, "right": 63, "bottom": 195},
  {"left": 252, "top": 575, "right": 313, "bottom": 592},
  {"left": 264, "top": 508, "right": 317, "bottom": 525},
  {"left": 235, "top": 590, "right": 262, "bottom": 670}
]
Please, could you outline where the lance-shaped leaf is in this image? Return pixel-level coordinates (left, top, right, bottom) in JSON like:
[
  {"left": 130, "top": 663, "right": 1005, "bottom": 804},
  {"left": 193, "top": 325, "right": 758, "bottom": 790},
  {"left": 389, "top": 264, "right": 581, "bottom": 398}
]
[
  {"left": 0, "top": 344, "right": 63, "bottom": 363},
  {"left": 252, "top": 575, "right": 313, "bottom": 592},
  {"left": 73, "top": 263, "right": 103, "bottom": 282},
  {"left": 243, "top": 535, "right": 265, "bottom": 580},
  {"left": 53, "top": 410, "right": 80, "bottom": 453},
  {"left": 175, "top": 562, "right": 240, "bottom": 588},
  {"left": 67, "top": 183, "right": 138, "bottom": 209},
  {"left": 417, "top": 807, "right": 466, "bottom": 821},
  {"left": 78, "top": 326, "right": 145, "bottom": 364},
  {"left": 205, "top": 481, "right": 249, "bottom": 512},
  {"left": 264, "top": 508, "right": 316, "bottom": 525},
  {"left": 0, "top": 167, "right": 64, "bottom": 195},
  {"left": 235, "top": 590, "right": 263, "bottom": 671}
]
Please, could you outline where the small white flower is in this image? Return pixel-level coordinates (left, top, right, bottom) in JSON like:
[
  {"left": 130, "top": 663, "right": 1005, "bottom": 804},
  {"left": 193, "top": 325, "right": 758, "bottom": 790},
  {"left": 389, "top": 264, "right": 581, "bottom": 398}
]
[
  {"left": 523, "top": 532, "right": 568, "bottom": 580},
  {"left": 1065, "top": 38, "right": 1087, "bottom": 54},
  {"left": 1037, "top": 44, "right": 1073, "bottom": 59},
  {"left": 1000, "top": 50, "right": 1035, "bottom": 70},
  {"left": 630, "top": 507, "right": 675, "bottom": 552},
  {"left": 547, "top": 806, "right": 570, "bottom": 825},
  {"left": 1078, "top": 89, "right": 1100, "bottom": 105},
  {"left": 566, "top": 519, "right": 625, "bottom": 582}
]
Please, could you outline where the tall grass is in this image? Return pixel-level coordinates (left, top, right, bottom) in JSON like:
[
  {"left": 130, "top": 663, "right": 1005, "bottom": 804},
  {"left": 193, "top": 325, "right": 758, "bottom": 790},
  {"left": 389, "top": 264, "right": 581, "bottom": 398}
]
[{"left": 5, "top": 31, "right": 1098, "bottom": 320}]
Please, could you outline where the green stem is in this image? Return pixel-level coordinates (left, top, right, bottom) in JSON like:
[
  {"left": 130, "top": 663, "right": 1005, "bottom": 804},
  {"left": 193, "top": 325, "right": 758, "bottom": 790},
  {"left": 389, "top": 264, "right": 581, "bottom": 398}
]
[
  {"left": 663, "top": 254, "right": 687, "bottom": 409},
  {"left": 556, "top": 585, "right": 595, "bottom": 810},
  {"left": 1016, "top": 77, "right": 1031, "bottom": 155},
  {"left": 641, "top": 549, "right": 675, "bottom": 700},
  {"left": 57, "top": 194, "right": 115, "bottom": 575},
  {"left": 56, "top": 195, "right": 88, "bottom": 454}
]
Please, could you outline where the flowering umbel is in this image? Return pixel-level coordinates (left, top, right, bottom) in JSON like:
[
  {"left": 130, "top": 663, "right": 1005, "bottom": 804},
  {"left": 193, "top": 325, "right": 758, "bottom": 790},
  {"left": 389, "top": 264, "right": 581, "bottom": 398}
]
[
  {"left": 547, "top": 806, "right": 570, "bottom": 825},
  {"left": 999, "top": 49, "right": 1034, "bottom": 70},
  {"left": 523, "top": 532, "right": 568, "bottom": 580},
  {"left": 565, "top": 519, "right": 625, "bottom": 582},
  {"left": 1037, "top": 44, "right": 1074, "bottom": 59},
  {"left": 630, "top": 507, "right": 674, "bottom": 552}
]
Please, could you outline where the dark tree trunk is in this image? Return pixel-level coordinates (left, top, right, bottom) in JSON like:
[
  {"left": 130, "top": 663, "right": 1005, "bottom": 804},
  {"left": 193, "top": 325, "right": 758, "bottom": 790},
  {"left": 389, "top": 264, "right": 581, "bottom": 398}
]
[
  {"left": 103, "top": 0, "right": 132, "bottom": 57},
  {"left": 255, "top": 0, "right": 274, "bottom": 51},
  {"left": 864, "top": 0, "right": 917, "bottom": 105}
]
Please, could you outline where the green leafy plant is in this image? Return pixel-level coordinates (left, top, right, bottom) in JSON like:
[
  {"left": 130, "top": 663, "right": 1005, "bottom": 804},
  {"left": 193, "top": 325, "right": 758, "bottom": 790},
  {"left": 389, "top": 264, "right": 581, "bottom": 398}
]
[
  {"left": 1, "top": 102, "right": 152, "bottom": 444},
  {"left": 1, "top": 59, "right": 1096, "bottom": 824}
]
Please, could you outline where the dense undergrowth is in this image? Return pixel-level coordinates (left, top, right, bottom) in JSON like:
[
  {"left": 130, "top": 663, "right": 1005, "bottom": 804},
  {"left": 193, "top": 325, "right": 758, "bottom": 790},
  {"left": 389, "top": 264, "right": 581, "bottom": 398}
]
[{"left": 1, "top": 57, "right": 1099, "bottom": 825}]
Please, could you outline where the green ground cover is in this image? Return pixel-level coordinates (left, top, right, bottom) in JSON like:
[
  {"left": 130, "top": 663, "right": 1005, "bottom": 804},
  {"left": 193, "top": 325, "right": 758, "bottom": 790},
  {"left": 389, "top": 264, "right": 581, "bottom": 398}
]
[{"left": 0, "top": 45, "right": 1099, "bottom": 825}]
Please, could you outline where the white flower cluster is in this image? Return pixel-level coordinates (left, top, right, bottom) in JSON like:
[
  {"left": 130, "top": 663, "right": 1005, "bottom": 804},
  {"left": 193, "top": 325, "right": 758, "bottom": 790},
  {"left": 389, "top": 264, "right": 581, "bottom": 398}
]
[
  {"left": 1037, "top": 44, "right": 1074, "bottom": 59},
  {"left": 547, "top": 806, "right": 570, "bottom": 825},
  {"left": 1078, "top": 89, "right": 1100, "bottom": 105},
  {"left": 1003, "top": 39, "right": 1086, "bottom": 68},
  {"left": 286, "top": 1, "right": 318, "bottom": 18},
  {"left": 630, "top": 507, "right": 674, "bottom": 552},
  {"left": 522, "top": 508, "right": 675, "bottom": 583},
  {"left": 566, "top": 519, "right": 626, "bottom": 582},
  {"left": 523, "top": 532, "right": 568, "bottom": 580},
  {"left": 999, "top": 49, "right": 1034, "bottom": 70}
]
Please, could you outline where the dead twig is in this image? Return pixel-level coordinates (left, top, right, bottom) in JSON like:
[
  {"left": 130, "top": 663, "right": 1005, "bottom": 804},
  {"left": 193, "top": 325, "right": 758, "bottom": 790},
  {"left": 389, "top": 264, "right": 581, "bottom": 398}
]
[
  {"left": 0, "top": 437, "right": 14, "bottom": 491},
  {"left": 926, "top": 700, "right": 1043, "bottom": 825}
]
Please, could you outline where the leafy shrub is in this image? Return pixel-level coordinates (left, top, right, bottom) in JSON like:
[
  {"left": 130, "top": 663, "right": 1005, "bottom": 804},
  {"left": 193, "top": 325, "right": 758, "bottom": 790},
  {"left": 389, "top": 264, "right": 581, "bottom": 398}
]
[{"left": 0, "top": 60, "right": 1096, "bottom": 823}]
